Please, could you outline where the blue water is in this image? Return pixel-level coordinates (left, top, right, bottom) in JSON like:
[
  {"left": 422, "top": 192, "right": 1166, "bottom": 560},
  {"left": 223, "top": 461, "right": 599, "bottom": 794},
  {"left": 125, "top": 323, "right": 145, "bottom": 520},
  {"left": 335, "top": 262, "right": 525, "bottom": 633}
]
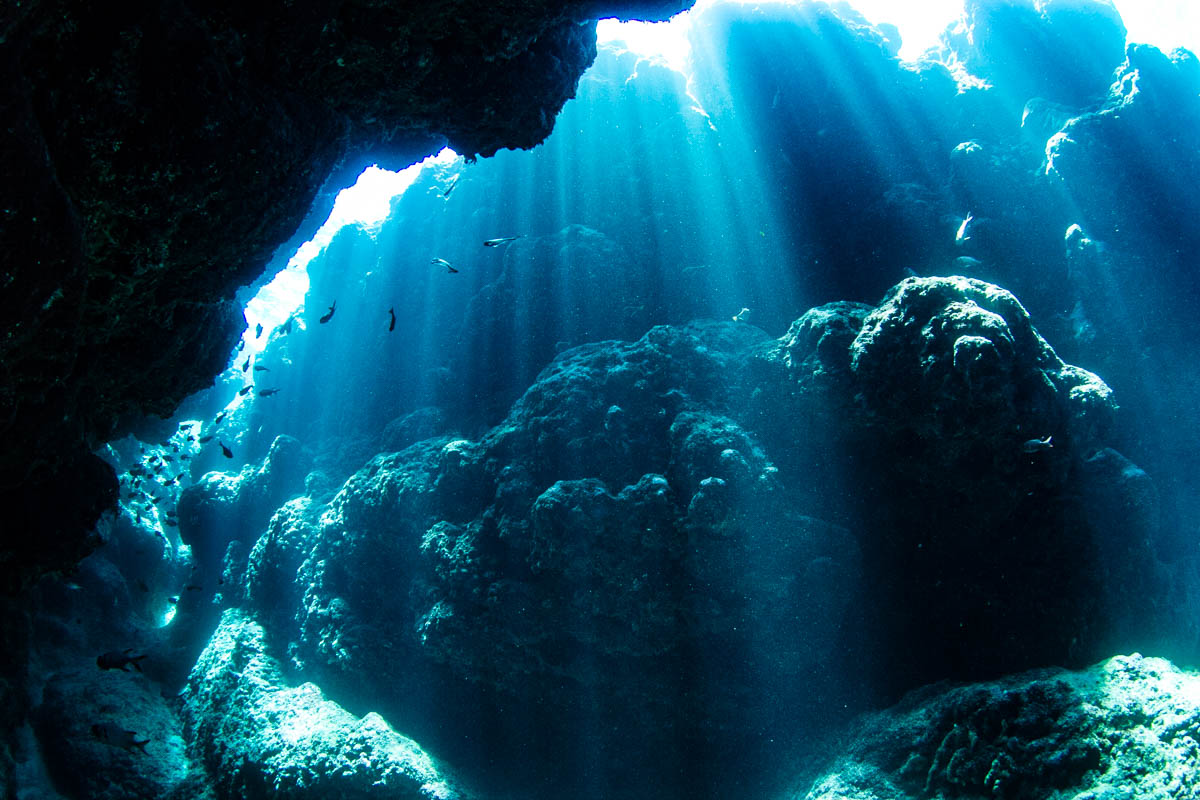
[{"left": 49, "top": 2, "right": 1200, "bottom": 799}]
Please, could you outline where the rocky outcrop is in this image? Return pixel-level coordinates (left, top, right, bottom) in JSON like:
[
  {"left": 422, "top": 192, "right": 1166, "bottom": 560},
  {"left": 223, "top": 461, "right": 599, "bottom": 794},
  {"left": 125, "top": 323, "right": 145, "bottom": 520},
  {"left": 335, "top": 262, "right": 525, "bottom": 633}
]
[
  {"left": 0, "top": 0, "right": 690, "bottom": 590},
  {"left": 950, "top": 0, "right": 1127, "bottom": 109},
  {"left": 34, "top": 666, "right": 208, "bottom": 800},
  {"left": 177, "top": 434, "right": 310, "bottom": 573},
  {"left": 223, "top": 276, "right": 1174, "bottom": 797},
  {"left": 801, "top": 654, "right": 1200, "bottom": 800},
  {"left": 182, "top": 609, "right": 467, "bottom": 800}
]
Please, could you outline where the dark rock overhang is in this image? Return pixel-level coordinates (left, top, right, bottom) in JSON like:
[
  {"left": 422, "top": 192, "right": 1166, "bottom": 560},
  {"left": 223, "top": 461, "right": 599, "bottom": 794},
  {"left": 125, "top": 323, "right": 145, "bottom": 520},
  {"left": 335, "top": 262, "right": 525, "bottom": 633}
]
[{"left": 0, "top": 0, "right": 690, "bottom": 592}]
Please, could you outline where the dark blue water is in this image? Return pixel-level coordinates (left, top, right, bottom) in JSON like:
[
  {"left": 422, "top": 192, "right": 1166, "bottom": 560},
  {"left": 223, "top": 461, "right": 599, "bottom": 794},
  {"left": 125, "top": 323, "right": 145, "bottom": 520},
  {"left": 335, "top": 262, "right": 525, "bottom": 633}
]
[{"left": 38, "top": 2, "right": 1200, "bottom": 799}]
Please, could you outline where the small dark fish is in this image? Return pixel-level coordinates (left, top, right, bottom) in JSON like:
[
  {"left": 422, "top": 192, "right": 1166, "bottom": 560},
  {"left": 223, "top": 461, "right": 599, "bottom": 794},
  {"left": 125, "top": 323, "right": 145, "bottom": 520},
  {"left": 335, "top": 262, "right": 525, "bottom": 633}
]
[
  {"left": 319, "top": 301, "right": 336, "bottom": 324},
  {"left": 388, "top": 307, "right": 396, "bottom": 332},
  {"left": 185, "top": 584, "right": 202, "bottom": 591},
  {"left": 214, "top": 411, "right": 228, "bottom": 425},
  {"left": 483, "top": 236, "right": 522, "bottom": 247},
  {"left": 431, "top": 258, "right": 458, "bottom": 273},
  {"left": 162, "top": 476, "right": 178, "bottom": 486},
  {"left": 167, "top": 596, "right": 179, "bottom": 605},
  {"left": 254, "top": 365, "right": 270, "bottom": 372},
  {"left": 257, "top": 388, "right": 281, "bottom": 397},
  {"left": 255, "top": 323, "right": 263, "bottom": 338},
  {"left": 175, "top": 473, "right": 185, "bottom": 482},
  {"left": 282, "top": 315, "right": 294, "bottom": 335},
  {"left": 442, "top": 174, "right": 460, "bottom": 198},
  {"left": 1022, "top": 436, "right": 1053, "bottom": 454},
  {"left": 179, "top": 454, "right": 191, "bottom": 461},
  {"left": 164, "top": 518, "right": 178, "bottom": 528},
  {"left": 97, "top": 649, "right": 146, "bottom": 672},
  {"left": 199, "top": 434, "right": 214, "bottom": 444},
  {"left": 242, "top": 357, "right": 250, "bottom": 372},
  {"left": 238, "top": 385, "right": 252, "bottom": 396},
  {"left": 219, "top": 441, "right": 233, "bottom": 459},
  {"left": 90, "top": 723, "right": 150, "bottom": 754}
]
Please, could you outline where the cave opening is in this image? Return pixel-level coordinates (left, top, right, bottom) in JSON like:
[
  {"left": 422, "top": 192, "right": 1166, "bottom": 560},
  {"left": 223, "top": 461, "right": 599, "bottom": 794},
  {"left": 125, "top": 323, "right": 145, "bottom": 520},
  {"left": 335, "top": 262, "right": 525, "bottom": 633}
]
[{"left": 9, "top": 1, "right": 1200, "bottom": 798}]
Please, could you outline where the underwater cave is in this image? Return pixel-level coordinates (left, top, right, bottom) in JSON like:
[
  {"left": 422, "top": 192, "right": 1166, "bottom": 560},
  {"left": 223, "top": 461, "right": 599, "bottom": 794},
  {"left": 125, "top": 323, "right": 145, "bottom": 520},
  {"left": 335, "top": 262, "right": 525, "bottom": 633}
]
[{"left": 4, "top": 0, "right": 1200, "bottom": 797}]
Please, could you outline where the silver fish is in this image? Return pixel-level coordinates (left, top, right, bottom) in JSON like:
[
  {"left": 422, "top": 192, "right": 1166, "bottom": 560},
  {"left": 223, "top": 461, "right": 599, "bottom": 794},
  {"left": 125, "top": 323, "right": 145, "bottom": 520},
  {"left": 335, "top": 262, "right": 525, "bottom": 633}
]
[
  {"left": 955, "top": 213, "right": 973, "bottom": 247},
  {"left": 1022, "top": 435, "right": 1053, "bottom": 453}
]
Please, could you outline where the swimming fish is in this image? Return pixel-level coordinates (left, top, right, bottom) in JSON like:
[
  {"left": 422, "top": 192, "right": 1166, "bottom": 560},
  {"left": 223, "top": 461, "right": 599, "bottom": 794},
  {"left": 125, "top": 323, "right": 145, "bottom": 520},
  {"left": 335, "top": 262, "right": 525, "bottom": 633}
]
[
  {"left": 214, "top": 411, "right": 228, "bottom": 425},
  {"left": 319, "top": 302, "right": 336, "bottom": 324},
  {"left": 96, "top": 649, "right": 146, "bottom": 672},
  {"left": 431, "top": 258, "right": 458, "bottom": 273},
  {"left": 388, "top": 307, "right": 396, "bottom": 332},
  {"left": 955, "top": 256, "right": 983, "bottom": 271},
  {"left": 241, "top": 357, "right": 250, "bottom": 372},
  {"left": 238, "top": 386, "right": 251, "bottom": 396},
  {"left": 955, "top": 213, "right": 974, "bottom": 247},
  {"left": 442, "top": 175, "right": 460, "bottom": 198},
  {"left": 255, "top": 323, "right": 263, "bottom": 338},
  {"left": 198, "top": 435, "right": 214, "bottom": 444},
  {"left": 90, "top": 723, "right": 150, "bottom": 754},
  {"left": 253, "top": 365, "right": 270, "bottom": 372},
  {"left": 218, "top": 441, "right": 233, "bottom": 459},
  {"left": 732, "top": 307, "right": 751, "bottom": 323},
  {"left": 257, "top": 388, "right": 281, "bottom": 397},
  {"left": 1022, "top": 436, "right": 1053, "bottom": 453},
  {"left": 483, "top": 236, "right": 522, "bottom": 247}
]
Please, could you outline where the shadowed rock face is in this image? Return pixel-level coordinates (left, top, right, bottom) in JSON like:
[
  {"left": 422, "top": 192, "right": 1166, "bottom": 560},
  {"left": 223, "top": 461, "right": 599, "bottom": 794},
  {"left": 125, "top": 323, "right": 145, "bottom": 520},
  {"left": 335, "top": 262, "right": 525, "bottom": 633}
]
[{"left": 0, "top": 0, "right": 690, "bottom": 591}]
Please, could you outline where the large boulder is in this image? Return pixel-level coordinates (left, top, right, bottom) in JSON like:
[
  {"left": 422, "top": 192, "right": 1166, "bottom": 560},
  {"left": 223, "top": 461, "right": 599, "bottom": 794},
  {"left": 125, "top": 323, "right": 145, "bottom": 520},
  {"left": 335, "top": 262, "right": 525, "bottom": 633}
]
[
  {"left": 34, "top": 667, "right": 207, "bottom": 800},
  {"left": 182, "top": 609, "right": 467, "bottom": 800},
  {"left": 802, "top": 653, "right": 1200, "bottom": 800}
]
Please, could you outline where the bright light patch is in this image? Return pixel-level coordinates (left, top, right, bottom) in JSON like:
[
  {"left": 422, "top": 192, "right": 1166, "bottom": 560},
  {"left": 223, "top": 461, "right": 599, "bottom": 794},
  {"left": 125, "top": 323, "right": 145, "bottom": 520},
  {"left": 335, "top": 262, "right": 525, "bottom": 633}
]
[
  {"left": 1117, "top": 0, "right": 1199, "bottom": 55},
  {"left": 598, "top": 16, "right": 692, "bottom": 74},
  {"left": 597, "top": 0, "right": 1197, "bottom": 67},
  {"left": 239, "top": 148, "right": 460, "bottom": 357}
]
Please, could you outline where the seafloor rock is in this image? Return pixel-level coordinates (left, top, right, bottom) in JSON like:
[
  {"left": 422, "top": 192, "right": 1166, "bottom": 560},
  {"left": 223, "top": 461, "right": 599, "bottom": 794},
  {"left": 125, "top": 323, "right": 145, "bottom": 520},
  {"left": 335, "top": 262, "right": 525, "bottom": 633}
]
[
  {"left": 34, "top": 667, "right": 207, "bottom": 800},
  {"left": 177, "top": 434, "right": 309, "bottom": 571},
  {"left": 851, "top": 275, "right": 1114, "bottom": 492},
  {"left": 0, "top": 0, "right": 691, "bottom": 590},
  {"left": 846, "top": 276, "right": 1167, "bottom": 694},
  {"left": 224, "top": 277, "right": 1175, "bottom": 796},
  {"left": 182, "top": 609, "right": 465, "bottom": 800},
  {"left": 801, "top": 653, "right": 1200, "bottom": 800}
]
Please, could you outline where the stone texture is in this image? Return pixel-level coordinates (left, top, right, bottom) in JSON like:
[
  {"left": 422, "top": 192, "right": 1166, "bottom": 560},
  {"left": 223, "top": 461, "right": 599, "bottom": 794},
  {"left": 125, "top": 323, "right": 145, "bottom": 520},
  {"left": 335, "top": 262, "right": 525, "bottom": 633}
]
[
  {"left": 34, "top": 667, "right": 208, "bottom": 800},
  {"left": 800, "top": 654, "right": 1200, "bottom": 800},
  {"left": 182, "top": 608, "right": 467, "bottom": 800},
  {"left": 218, "top": 277, "right": 1175, "bottom": 795},
  {"left": 0, "top": 0, "right": 691, "bottom": 590}
]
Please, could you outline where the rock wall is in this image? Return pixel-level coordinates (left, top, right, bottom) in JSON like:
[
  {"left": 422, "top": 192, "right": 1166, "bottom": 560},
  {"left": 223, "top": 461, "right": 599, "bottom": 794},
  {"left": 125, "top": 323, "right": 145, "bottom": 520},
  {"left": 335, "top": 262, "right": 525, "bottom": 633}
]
[
  {"left": 213, "top": 276, "right": 1178, "bottom": 798},
  {"left": 0, "top": 0, "right": 690, "bottom": 591}
]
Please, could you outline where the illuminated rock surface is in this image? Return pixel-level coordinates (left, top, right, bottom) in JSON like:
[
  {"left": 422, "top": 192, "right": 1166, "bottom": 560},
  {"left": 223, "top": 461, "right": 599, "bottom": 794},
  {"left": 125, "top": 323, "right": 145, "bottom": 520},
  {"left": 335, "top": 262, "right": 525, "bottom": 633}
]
[
  {"left": 802, "top": 654, "right": 1200, "bottom": 800},
  {"left": 183, "top": 609, "right": 467, "bottom": 800}
]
